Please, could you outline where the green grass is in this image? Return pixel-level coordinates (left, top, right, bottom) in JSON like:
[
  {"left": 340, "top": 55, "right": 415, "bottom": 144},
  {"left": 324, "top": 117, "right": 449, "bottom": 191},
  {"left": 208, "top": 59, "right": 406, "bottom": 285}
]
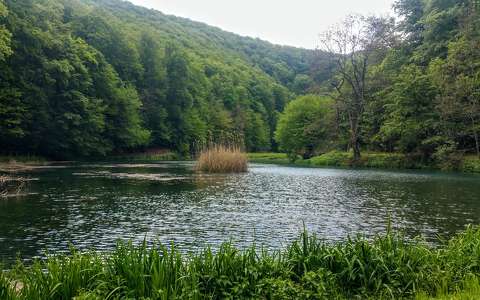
[
  {"left": 416, "top": 277, "right": 480, "bottom": 300},
  {"left": 247, "top": 152, "right": 291, "bottom": 165},
  {"left": 1, "top": 226, "right": 480, "bottom": 299},
  {"left": 249, "top": 151, "right": 480, "bottom": 173},
  {"left": 308, "top": 151, "right": 352, "bottom": 167},
  {"left": 462, "top": 156, "right": 480, "bottom": 173},
  {"left": 249, "top": 151, "right": 422, "bottom": 169}
]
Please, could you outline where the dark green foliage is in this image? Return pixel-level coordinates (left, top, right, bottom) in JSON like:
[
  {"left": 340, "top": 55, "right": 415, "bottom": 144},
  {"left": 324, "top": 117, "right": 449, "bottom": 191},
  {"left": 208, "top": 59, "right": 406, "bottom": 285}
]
[
  {"left": 278, "top": 0, "right": 480, "bottom": 165},
  {"left": 2, "top": 226, "right": 480, "bottom": 299},
  {"left": 0, "top": 0, "right": 12, "bottom": 61},
  {"left": 1, "top": 0, "right": 332, "bottom": 158},
  {"left": 1, "top": 0, "right": 480, "bottom": 163}
]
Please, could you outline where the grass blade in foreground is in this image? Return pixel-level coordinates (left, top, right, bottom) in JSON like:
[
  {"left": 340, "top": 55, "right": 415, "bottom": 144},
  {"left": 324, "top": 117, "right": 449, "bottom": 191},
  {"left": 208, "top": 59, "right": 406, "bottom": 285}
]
[{"left": 1, "top": 226, "right": 479, "bottom": 299}]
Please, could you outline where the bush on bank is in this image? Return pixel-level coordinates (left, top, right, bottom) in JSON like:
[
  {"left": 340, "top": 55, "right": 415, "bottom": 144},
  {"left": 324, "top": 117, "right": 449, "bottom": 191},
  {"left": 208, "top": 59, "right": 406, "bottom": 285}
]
[{"left": 1, "top": 226, "right": 480, "bottom": 299}]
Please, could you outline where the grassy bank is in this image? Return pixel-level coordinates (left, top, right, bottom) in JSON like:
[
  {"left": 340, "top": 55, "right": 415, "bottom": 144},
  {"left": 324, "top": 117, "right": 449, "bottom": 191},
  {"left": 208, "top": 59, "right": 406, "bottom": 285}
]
[
  {"left": 249, "top": 151, "right": 480, "bottom": 173},
  {"left": 1, "top": 227, "right": 480, "bottom": 299}
]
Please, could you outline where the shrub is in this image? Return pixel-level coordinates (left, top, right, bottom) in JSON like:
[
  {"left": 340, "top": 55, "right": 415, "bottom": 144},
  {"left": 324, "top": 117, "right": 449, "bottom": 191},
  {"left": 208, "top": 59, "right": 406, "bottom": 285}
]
[
  {"left": 432, "top": 142, "right": 464, "bottom": 171},
  {"left": 462, "top": 156, "right": 480, "bottom": 173},
  {"left": 308, "top": 151, "right": 351, "bottom": 167}
]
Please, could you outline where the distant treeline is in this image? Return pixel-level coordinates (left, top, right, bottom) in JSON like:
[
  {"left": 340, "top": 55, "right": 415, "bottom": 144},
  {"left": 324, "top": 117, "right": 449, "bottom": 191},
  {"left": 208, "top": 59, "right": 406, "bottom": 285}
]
[
  {"left": 0, "top": 0, "right": 479, "bottom": 165},
  {"left": 275, "top": 0, "right": 480, "bottom": 168},
  {"left": 0, "top": 0, "right": 332, "bottom": 158}
]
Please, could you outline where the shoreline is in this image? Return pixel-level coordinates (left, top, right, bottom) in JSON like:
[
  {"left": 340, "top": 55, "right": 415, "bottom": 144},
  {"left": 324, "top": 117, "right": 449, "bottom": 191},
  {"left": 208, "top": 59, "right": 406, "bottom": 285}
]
[
  {"left": 2, "top": 151, "right": 479, "bottom": 175},
  {"left": 248, "top": 151, "right": 480, "bottom": 174}
]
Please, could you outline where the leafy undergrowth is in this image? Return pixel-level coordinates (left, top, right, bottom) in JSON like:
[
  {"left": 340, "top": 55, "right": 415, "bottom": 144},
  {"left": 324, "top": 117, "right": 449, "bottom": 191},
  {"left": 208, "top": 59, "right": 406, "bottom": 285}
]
[
  {"left": 462, "top": 156, "right": 480, "bottom": 173},
  {"left": 1, "top": 227, "right": 480, "bottom": 299}
]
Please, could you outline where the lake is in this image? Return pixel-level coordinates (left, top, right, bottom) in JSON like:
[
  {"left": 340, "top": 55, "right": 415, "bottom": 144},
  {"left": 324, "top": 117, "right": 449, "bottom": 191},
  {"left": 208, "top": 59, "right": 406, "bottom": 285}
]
[{"left": 1, "top": 162, "right": 479, "bottom": 265}]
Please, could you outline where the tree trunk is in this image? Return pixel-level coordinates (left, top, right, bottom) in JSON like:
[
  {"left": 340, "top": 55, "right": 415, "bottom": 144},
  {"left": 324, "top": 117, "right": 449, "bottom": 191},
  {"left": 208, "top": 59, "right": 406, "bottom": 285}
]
[
  {"left": 349, "top": 110, "right": 362, "bottom": 162},
  {"left": 474, "top": 129, "right": 480, "bottom": 158},
  {"left": 470, "top": 116, "right": 480, "bottom": 157},
  {"left": 352, "top": 134, "right": 361, "bottom": 162}
]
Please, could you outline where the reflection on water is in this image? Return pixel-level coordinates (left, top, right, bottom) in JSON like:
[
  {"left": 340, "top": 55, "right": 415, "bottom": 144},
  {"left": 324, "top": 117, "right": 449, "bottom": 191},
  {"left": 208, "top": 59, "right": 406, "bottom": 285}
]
[{"left": 1, "top": 162, "right": 479, "bottom": 265}]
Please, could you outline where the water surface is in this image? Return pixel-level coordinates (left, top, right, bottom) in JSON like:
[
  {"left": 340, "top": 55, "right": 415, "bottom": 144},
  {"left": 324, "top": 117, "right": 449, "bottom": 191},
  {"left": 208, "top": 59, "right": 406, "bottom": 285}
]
[{"left": 1, "top": 162, "right": 479, "bottom": 264}]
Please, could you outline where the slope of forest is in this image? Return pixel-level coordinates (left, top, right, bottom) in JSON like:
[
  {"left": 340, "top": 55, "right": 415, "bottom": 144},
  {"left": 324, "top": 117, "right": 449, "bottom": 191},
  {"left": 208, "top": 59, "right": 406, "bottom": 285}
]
[
  {"left": 1, "top": 0, "right": 479, "bottom": 168},
  {"left": 0, "top": 0, "right": 332, "bottom": 158},
  {"left": 271, "top": 0, "right": 480, "bottom": 170}
]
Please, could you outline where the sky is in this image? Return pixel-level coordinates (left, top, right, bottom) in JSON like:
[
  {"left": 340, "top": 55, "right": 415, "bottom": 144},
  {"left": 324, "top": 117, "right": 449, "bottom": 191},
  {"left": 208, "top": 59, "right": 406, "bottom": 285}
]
[{"left": 129, "top": 0, "right": 396, "bottom": 49}]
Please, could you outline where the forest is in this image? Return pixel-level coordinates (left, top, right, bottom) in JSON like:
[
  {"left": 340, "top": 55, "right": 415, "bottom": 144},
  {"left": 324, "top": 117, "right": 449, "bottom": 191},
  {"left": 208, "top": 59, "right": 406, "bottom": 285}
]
[
  {"left": 1, "top": 1, "right": 480, "bottom": 299},
  {"left": 0, "top": 0, "right": 333, "bottom": 158},
  {"left": 0, "top": 0, "right": 479, "bottom": 167}
]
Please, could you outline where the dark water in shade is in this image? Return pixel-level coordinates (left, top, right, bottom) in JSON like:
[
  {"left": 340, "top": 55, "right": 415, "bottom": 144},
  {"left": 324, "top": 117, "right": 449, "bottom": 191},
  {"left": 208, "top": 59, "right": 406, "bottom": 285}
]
[{"left": 1, "top": 162, "right": 479, "bottom": 265}]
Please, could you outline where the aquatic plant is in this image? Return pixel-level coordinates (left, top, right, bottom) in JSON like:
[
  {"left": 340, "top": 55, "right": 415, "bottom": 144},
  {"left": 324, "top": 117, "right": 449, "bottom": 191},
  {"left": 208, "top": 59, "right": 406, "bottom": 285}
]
[
  {"left": 1, "top": 226, "right": 480, "bottom": 299},
  {"left": 0, "top": 175, "right": 27, "bottom": 197},
  {"left": 195, "top": 144, "right": 248, "bottom": 173}
]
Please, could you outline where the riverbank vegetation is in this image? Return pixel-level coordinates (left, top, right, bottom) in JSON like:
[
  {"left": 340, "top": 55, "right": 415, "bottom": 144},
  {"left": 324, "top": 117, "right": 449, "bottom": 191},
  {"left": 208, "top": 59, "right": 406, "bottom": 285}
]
[
  {"left": 0, "top": 0, "right": 479, "bottom": 169},
  {"left": 1, "top": 226, "right": 479, "bottom": 299},
  {"left": 274, "top": 1, "right": 480, "bottom": 166},
  {"left": 0, "top": 0, "right": 333, "bottom": 160},
  {"left": 196, "top": 145, "right": 248, "bottom": 173},
  {"left": 249, "top": 151, "right": 480, "bottom": 173},
  {"left": 0, "top": 175, "right": 27, "bottom": 197}
]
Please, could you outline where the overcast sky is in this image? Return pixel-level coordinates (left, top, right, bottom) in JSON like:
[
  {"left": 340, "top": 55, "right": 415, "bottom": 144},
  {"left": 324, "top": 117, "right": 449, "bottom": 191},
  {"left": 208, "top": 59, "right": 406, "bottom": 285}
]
[{"left": 128, "top": 0, "right": 396, "bottom": 49}]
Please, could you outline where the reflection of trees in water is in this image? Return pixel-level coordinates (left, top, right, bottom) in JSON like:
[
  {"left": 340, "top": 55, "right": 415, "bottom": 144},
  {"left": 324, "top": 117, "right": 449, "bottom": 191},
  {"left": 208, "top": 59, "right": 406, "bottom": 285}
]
[
  {"left": 348, "top": 176, "right": 480, "bottom": 241},
  {"left": 2, "top": 164, "right": 479, "bottom": 265}
]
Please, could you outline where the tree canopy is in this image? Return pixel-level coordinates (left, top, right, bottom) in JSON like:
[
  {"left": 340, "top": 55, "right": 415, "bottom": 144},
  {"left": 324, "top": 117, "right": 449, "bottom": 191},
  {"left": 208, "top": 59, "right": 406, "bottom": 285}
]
[
  {"left": 1, "top": 0, "right": 479, "bottom": 165},
  {"left": 275, "top": 95, "right": 334, "bottom": 160},
  {"left": 0, "top": 0, "right": 331, "bottom": 158}
]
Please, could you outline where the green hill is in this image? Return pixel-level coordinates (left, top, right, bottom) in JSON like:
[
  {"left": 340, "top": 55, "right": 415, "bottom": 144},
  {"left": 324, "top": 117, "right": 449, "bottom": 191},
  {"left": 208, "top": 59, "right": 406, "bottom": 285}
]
[{"left": 0, "top": 0, "right": 333, "bottom": 158}]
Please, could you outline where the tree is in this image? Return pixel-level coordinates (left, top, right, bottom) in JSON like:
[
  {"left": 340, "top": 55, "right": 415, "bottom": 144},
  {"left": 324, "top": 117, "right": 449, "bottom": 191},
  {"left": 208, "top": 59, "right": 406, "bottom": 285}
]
[
  {"left": 275, "top": 95, "right": 334, "bottom": 161},
  {"left": 292, "top": 74, "right": 313, "bottom": 94},
  {"left": 393, "top": 0, "right": 425, "bottom": 46},
  {"left": 0, "top": 0, "right": 12, "bottom": 61},
  {"left": 430, "top": 37, "right": 480, "bottom": 157},
  {"left": 320, "top": 15, "right": 396, "bottom": 161},
  {"left": 245, "top": 111, "right": 270, "bottom": 152},
  {"left": 380, "top": 65, "right": 439, "bottom": 157}
]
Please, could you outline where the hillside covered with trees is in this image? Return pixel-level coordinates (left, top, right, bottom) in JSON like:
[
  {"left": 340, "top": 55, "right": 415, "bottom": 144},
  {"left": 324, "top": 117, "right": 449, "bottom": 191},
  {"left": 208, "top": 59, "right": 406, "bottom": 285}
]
[
  {"left": 0, "top": 0, "right": 332, "bottom": 158},
  {"left": 0, "top": 0, "right": 479, "bottom": 168},
  {"left": 275, "top": 0, "right": 480, "bottom": 170}
]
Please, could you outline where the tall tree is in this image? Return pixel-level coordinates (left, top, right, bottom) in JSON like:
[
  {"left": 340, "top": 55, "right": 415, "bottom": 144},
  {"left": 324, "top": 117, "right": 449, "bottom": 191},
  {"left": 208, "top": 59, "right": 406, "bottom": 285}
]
[
  {"left": 429, "top": 9, "right": 480, "bottom": 157},
  {"left": 0, "top": 0, "right": 12, "bottom": 61},
  {"left": 320, "top": 15, "right": 396, "bottom": 161}
]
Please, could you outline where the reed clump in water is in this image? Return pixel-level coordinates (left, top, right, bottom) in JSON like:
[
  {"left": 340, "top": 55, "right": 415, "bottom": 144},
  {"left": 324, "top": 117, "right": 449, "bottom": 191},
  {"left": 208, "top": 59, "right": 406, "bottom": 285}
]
[
  {"left": 0, "top": 175, "right": 27, "bottom": 197},
  {"left": 195, "top": 144, "right": 248, "bottom": 173}
]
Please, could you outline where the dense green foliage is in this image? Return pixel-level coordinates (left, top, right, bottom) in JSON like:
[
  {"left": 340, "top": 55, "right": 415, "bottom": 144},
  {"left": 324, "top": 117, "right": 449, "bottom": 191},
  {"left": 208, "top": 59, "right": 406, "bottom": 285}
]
[
  {"left": 274, "top": 0, "right": 480, "bottom": 168},
  {"left": 275, "top": 95, "right": 334, "bottom": 160},
  {"left": 1, "top": 0, "right": 480, "bottom": 166},
  {"left": 0, "top": 0, "right": 334, "bottom": 158},
  {"left": 1, "top": 226, "right": 479, "bottom": 299}
]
